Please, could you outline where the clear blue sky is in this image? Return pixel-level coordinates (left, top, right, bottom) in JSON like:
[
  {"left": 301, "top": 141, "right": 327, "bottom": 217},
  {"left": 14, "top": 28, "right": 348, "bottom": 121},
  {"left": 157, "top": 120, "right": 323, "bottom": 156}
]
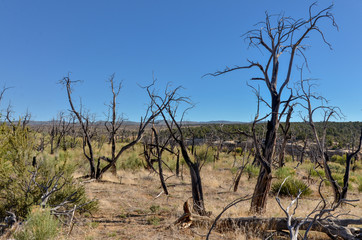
[{"left": 0, "top": 0, "right": 361, "bottom": 122}]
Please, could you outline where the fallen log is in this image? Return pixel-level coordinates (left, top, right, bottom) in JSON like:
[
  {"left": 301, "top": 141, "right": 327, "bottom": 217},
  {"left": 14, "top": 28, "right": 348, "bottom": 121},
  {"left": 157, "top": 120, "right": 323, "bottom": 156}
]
[
  {"left": 210, "top": 217, "right": 362, "bottom": 240},
  {"left": 175, "top": 202, "right": 362, "bottom": 239}
]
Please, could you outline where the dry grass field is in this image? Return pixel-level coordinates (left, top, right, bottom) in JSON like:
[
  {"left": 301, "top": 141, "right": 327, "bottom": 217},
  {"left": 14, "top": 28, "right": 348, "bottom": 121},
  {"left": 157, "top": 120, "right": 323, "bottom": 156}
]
[{"left": 63, "top": 159, "right": 362, "bottom": 240}]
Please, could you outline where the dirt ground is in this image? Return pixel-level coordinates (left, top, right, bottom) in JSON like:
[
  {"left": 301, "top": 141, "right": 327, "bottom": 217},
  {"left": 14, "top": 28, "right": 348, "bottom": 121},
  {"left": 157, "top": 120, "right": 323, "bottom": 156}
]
[{"left": 67, "top": 166, "right": 362, "bottom": 240}]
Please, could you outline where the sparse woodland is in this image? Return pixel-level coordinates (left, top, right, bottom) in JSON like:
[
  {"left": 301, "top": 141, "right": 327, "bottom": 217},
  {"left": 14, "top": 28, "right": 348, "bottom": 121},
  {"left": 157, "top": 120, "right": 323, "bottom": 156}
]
[{"left": 1, "top": 3, "right": 362, "bottom": 240}]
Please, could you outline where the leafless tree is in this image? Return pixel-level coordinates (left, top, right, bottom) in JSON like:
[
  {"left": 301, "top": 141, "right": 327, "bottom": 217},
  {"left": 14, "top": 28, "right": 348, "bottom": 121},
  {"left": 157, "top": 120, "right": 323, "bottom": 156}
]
[
  {"left": 147, "top": 83, "right": 208, "bottom": 216},
  {"left": 21, "top": 109, "right": 31, "bottom": 129},
  {"left": 49, "top": 111, "right": 72, "bottom": 154},
  {"left": 5, "top": 102, "right": 14, "bottom": 125},
  {"left": 102, "top": 74, "right": 124, "bottom": 176},
  {"left": 95, "top": 77, "right": 173, "bottom": 179},
  {"left": 60, "top": 74, "right": 170, "bottom": 179},
  {"left": 151, "top": 125, "right": 176, "bottom": 195},
  {"left": 207, "top": 3, "right": 337, "bottom": 213},
  {"left": 60, "top": 75, "right": 104, "bottom": 178},
  {"left": 296, "top": 77, "right": 362, "bottom": 205},
  {"left": 341, "top": 129, "right": 362, "bottom": 200}
]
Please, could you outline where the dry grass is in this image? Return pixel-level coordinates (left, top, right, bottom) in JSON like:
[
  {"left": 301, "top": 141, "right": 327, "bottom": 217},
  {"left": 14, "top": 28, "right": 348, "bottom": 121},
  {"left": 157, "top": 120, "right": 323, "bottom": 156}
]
[{"left": 61, "top": 155, "right": 362, "bottom": 240}]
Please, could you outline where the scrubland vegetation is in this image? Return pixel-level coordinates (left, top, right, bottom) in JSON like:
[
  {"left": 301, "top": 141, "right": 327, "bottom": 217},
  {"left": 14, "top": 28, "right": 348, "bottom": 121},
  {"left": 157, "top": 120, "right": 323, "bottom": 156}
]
[
  {"left": 0, "top": 119, "right": 361, "bottom": 239},
  {"left": 1, "top": 3, "right": 362, "bottom": 240}
]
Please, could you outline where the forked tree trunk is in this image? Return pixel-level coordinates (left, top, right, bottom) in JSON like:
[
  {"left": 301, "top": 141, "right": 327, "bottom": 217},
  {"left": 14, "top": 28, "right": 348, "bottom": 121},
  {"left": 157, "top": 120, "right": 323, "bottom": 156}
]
[
  {"left": 189, "top": 162, "right": 205, "bottom": 215},
  {"left": 180, "top": 143, "right": 207, "bottom": 216}
]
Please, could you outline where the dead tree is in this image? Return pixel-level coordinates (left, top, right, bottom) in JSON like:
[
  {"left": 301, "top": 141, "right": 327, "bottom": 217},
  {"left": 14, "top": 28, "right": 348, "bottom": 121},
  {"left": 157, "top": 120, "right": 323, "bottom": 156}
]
[
  {"left": 296, "top": 78, "right": 361, "bottom": 205},
  {"left": 60, "top": 74, "right": 169, "bottom": 179},
  {"left": 147, "top": 84, "right": 208, "bottom": 216},
  {"left": 21, "top": 109, "right": 31, "bottom": 130},
  {"left": 142, "top": 134, "right": 158, "bottom": 171},
  {"left": 95, "top": 78, "right": 172, "bottom": 179},
  {"left": 151, "top": 126, "right": 176, "bottom": 195},
  {"left": 102, "top": 74, "right": 124, "bottom": 176},
  {"left": 49, "top": 112, "right": 71, "bottom": 154},
  {"left": 298, "top": 78, "right": 339, "bottom": 202},
  {"left": 232, "top": 149, "right": 251, "bottom": 192},
  {"left": 341, "top": 129, "right": 362, "bottom": 200},
  {"left": 60, "top": 76, "right": 97, "bottom": 178},
  {"left": 5, "top": 103, "right": 14, "bottom": 125},
  {"left": 207, "top": 3, "right": 337, "bottom": 213}
]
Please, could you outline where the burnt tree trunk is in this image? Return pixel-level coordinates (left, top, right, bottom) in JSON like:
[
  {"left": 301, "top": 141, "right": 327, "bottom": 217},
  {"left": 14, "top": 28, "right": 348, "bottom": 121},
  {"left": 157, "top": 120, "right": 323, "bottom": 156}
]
[
  {"left": 250, "top": 167, "right": 272, "bottom": 213},
  {"left": 250, "top": 97, "right": 280, "bottom": 213},
  {"left": 180, "top": 142, "right": 206, "bottom": 216},
  {"left": 340, "top": 129, "right": 362, "bottom": 200},
  {"left": 153, "top": 128, "right": 169, "bottom": 195}
]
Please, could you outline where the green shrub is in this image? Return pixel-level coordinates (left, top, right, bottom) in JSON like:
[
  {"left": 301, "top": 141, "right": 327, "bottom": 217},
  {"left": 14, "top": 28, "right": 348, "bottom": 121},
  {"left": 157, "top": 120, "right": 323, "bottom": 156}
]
[
  {"left": 275, "top": 166, "right": 295, "bottom": 179},
  {"left": 235, "top": 147, "right": 243, "bottom": 154},
  {"left": 328, "top": 162, "right": 345, "bottom": 174},
  {"left": 245, "top": 164, "right": 259, "bottom": 178},
  {"left": 119, "top": 152, "right": 143, "bottom": 170},
  {"left": 14, "top": 207, "right": 59, "bottom": 240},
  {"left": 0, "top": 122, "right": 96, "bottom": 220},
  {"left": 308, "top": 166, "right": 325, "bottom": 178},
  {"left": 357, "top": 177, "right": 362, "bottom": 192},
  {"left": 194, "top": 146, "right": 214, "bottom": 163},
  {"left": 330, "top": 155, "right": 346, "bottom": 165},
  {"left": 271, "top": 178, "right": 312, "bottom": 197}
]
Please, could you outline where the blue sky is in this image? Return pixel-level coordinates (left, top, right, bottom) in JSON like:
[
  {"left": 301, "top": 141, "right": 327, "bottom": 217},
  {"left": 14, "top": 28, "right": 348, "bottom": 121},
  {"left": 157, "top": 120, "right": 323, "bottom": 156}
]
[{"left": 0, "top": 0, "right": 361, "bottom": 122}]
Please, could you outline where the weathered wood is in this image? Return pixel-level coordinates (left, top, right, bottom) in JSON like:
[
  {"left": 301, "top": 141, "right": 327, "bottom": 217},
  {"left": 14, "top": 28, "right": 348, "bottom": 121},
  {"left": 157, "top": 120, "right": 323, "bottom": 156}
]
[
  {"left": 176, "top": 212, "right": 362, "bottom": 240},
  {"left": 211, "top": 217, "right": 362, "bottom": 237}
]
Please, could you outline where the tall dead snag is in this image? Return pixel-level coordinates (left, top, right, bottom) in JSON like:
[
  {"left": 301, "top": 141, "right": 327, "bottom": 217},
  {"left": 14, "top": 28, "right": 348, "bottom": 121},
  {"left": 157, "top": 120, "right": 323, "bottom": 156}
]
[
  {"left": 60, "top": 76, "right": 97, "bottom": 178},
  {"left": 207, "top": 3, "right": 336, "bottom": 213},
  {"left": 296, "top": 78, "right": 360, "bottom": 205},
  {"left": 147, "top": 84, "right": 207, "bottom": 216},
  {"left": 101, "top": 74, "right": 123, "bottom": 177}
]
